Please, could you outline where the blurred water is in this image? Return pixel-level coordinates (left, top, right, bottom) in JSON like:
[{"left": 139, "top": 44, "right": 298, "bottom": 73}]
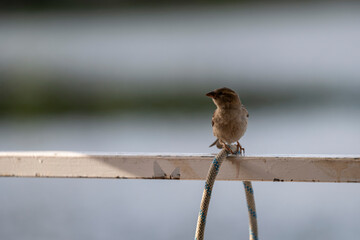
[
  {"left": 1, "top": 3, "right": 360, "bottom": 90},
  {"left": 1, "top": 105, "right": 359, "bottom": 240}
]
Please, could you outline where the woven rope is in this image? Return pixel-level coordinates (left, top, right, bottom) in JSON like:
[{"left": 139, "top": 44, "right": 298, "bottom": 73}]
[
  {"left": 195, "top": 148, "right": 228, "bottom": 240},
  {"left": 243, "top": 181, "right": 258, "bottom": 240},
  {"left": 194, "top": 146, "right": 258, "bottom": 240}
]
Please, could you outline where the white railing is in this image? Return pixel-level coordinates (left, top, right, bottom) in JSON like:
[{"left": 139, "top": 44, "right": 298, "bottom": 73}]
[{"left": 1, "top": 152, "right": 359, "bottom": 182}]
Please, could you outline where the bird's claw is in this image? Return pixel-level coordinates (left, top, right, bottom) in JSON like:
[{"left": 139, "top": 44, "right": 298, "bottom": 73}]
[
  {"left": 236, "top": 141, "right": 245, "bottom": 156},
  {"left": 223, "top": 142, "right": 245, "bottom": 155},
  {"left": 224, "top": 144, "right": 236, "bottom": 154}
]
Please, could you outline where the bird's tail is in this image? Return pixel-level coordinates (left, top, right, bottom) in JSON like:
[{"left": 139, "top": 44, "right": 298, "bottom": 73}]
[{"left": 209, "top": 139, "right": 222, "bottom": 149}]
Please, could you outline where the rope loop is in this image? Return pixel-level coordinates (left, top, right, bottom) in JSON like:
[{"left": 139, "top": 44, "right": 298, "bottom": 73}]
[{"left": 194, "top": 145, "right": 258, "bottom": 240}]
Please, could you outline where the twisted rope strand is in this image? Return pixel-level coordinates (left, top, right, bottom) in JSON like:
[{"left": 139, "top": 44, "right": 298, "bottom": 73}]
[
  {"left": 195, "top": 148, "right": 228, "bottom": 240},
  {"left": 243, "top": 181, "right": 258, "bottom": 240},
  {"left": 194, "top": 146, "right": 259, "bottom": 240}
]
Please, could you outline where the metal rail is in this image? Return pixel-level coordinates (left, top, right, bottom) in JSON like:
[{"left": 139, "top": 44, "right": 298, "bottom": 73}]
[{"left": 0, "top": 152, "right": 359, "bottom": 182}]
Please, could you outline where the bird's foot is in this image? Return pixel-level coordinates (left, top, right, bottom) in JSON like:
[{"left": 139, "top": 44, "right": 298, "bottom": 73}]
[
  {"left": 224, "top": 144, "right": 236, "bottom": 154},
  {"left": 236, "top": 141, "right": 245, "bottom": 156}
]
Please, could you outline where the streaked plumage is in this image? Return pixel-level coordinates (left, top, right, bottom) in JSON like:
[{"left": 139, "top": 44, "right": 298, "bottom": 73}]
[{"left": 206, "top": 87, "right": 248, "bottom": 154}]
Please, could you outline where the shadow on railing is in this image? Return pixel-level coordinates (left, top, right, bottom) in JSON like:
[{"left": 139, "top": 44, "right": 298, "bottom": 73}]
[{"left": 0, "top": 152, "right": 359, "bottom": 182}]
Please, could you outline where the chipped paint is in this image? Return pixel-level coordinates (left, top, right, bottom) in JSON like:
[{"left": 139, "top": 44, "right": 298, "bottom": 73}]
[
  {"left": 153, "top": 161, "right": 167, "bottom": 179},
  {"left": 0, "top": 152, "right": 359, "bottom": 182},
  {"left": 170, "top": 167, "right": 180, "bottom": 179}
]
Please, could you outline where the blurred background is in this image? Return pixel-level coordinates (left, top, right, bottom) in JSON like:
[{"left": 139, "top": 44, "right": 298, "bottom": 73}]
[{"left": 1, "top": 1, "right": 360, "bottom": 239}]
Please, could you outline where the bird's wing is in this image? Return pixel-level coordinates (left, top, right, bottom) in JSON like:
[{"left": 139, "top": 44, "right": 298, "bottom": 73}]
[
  {"left": 211, "top": 111, "right": 215, "bottom": 126},
  {"left": 209, "top": 110, "right": 217, "bottom": 147},
  {"left": 242, "top": 105, "right": 249, "bottom": 118}
]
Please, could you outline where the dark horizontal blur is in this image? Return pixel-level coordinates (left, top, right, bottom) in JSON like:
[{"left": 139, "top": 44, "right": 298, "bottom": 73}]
[
  {"left": 1, "top": 77, "right": 359, "bottom": 116},
  {"left": 1, "top": 1, "right": 359, "bottom": 116},
  {"left": 0, "top": 0, "right": 324, "bottom": 11}
]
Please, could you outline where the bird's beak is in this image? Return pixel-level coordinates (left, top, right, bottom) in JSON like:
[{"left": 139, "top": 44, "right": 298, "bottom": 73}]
[{"left": 206, "top": 91, "right": 216, "bottom": 98}]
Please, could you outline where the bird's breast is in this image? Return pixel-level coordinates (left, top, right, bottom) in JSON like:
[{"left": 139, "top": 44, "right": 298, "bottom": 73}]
[{"left": 212, "top": 108, "right": 248, "bottom": 144}]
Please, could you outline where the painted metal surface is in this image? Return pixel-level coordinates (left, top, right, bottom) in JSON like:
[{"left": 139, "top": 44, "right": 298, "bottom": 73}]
[{"left": 0, "top": 152, "right": 359, "bottom": 182}]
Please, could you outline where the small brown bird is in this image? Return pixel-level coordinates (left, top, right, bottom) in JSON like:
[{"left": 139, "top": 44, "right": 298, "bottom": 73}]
[{"left": 206, "top": 87, "right": 249, "bottom": 154}]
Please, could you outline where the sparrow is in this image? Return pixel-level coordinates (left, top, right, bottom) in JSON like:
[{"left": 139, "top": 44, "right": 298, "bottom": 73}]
[{"left": 206, "top": 87, "right": 249, "bottom": 154}]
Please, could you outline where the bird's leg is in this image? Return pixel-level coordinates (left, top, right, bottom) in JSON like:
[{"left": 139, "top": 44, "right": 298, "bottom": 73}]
[
  {"left": 236, "top": 141, "right": 245, "bottom": 155},
  {"left": 223, "top": 143, "right": 235, "bottom": 154}
]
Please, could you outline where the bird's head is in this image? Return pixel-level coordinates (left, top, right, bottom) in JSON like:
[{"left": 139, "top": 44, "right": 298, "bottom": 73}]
[{"left": 206, "top": 87, "right": 241, "bottom": 109}]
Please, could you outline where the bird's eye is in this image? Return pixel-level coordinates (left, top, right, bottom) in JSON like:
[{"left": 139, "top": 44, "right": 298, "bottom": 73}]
[{"left": 218, "top": 92, "right": 223, "bottom": 96}]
